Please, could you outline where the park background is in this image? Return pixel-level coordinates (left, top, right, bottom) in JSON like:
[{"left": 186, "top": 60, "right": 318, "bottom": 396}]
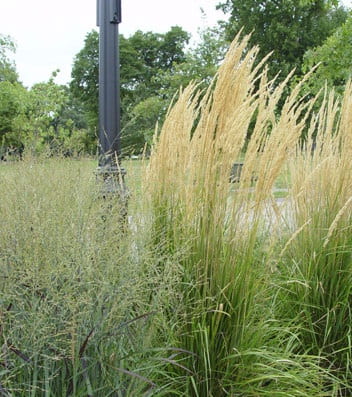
[{"left": 2, "top": 1, "right": 352, "bottom": 396}]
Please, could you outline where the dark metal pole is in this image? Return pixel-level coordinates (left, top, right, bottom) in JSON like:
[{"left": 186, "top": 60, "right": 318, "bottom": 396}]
[{"left": 96, "top": 0, "right": 126, "bottom": 196}]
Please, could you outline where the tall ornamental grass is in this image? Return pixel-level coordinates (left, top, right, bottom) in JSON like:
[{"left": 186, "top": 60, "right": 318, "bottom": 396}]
[
  {"left": 2, "top": 34, "right": 352, "bottom": 396},
  {"left": 144, "top": 34, "right": 332, "bottom": 396},
  {"left": 276, "top": 82, "right": 352, "bottom": 395}
]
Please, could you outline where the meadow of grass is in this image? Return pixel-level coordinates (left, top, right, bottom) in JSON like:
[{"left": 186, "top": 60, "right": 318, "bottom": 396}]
[
  {"left": 0, "top": 158, "right": 186, "bottom": 396},
  {"left": 1, "top": 33, "right": 352, "bottom": 396}
]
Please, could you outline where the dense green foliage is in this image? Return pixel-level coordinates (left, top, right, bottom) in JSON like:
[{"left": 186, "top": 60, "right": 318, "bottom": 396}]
[
  {"left": 0, "top": 35, "right": 88, "bottom": 157},
  {"left": 1, "top": 26, "right": 225, "bottom": 158},
  {"left": 0, "top": 34, "right": 18, "bottom": 83},
  {"left": 0, "top": 81, "right": 26, "bottom": 149},
  {"left": 1, "top": 1, "right": 352, "bottom": 157},
  {"left": 302, "top": 15, "right": 352, "bottom": 96},
  {"left": 70, "top": 26, "right": 225, "bottom": 154},
  {"left": 217, "top": 0, "right": 349, "bottom": 82},
  {"left": 0, "top": 73, "right": 90, "bottom": 157},
  {"left": 70, "top": 27, "right": 191, "bottom": 153}
]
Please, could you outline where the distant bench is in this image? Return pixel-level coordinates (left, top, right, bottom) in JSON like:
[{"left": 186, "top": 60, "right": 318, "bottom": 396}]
[
  {"left": 229, "top": 162, "right": 244, "bottom": 183},
  {"left": 229, "top": 162, "right": 258, "bottom": 183}
]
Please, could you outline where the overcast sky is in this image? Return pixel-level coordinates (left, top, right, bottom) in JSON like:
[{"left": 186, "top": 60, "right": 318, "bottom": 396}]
[{"left": 0, "top": 0, "right": 224, "bottom": 87}]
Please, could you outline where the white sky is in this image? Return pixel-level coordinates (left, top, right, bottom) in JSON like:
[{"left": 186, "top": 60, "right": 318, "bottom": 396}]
[{"left": 0, "top": 0, "right": 224, "bottom": 87}]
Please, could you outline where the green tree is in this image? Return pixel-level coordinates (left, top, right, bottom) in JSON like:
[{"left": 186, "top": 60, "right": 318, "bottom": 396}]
[
  {"left": 23, "top": 72, "right": 90, "bottom": 154},
  {"left": 122, "top": 96, "right": 165, "bottom": 152},
  {"left": 157, "top": 26, "right": 228, "bottom": 97},
  {"left": 0, "top": 72, "right": 89, "bottom": 156},
  {"left": 70, "top": 27, "right": 190, "bottom": 154},
  {"left": 121, "top": 27, "right": 190, "bottom": 106},
  {"left": 217, "top": 0, "right": 349, "bottom": 82},
  {"left": 0, "top": 34, "right": 88, "bottom": 156},
  {"left": 302, "top": 15, "right": 352, "bottom": 96},
  {"left": 69, "top": 31, "right": 99, "bottom": 132},
  {"left": 70, "top": 26, "right": 230, "bottom": 154},
  {"left": 0, "top": 81, "right": 27, "bottom": 150},
  {"left": 136, "top": 26, "right": 229, "bottom": 148},
  {"left": 0, "top": 34, "right": 18, "bottom": 83}
]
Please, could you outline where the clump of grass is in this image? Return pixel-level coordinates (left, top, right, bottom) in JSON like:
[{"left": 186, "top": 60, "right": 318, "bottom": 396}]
[
  {"left": 276, "top": 81, "right": 352, "bottom": 394},
  {"left": 144, "top": 33, "right": 331, "bottom": 395},
  {"left": 2, "top": 36, "right": 352, "bottom": 397},
  {"left": 0, "top": 157, "right": 186, "bottom": 396}
]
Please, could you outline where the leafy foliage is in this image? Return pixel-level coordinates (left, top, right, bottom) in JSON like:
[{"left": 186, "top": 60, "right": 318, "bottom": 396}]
[
  {"left": 70, "top": 27, "right": 191, "bottom": 154},
  {"left": 217, "top": 0, "right": 349, "bottom": 82},
  {"left": 156, "top": 26, "right": 228, "bottom": 97},
  {"left": 0, "top": 81, "right": 27, "bottom": 148},
  {"left": 1, "top": 25, "right": 225, "bottom": 156},
  {"left": 302, "top": 15, "right": 352, "bottom": 96},
  {"left": 69, "top": 30, "right": 99, "bottom": 132},
  {"left": 70, "top": 26, "right": 226, "bottom": 155},
  {"left": 0, "top": 34, "right": 18, "bottom": 83},
  {"left": 0, "top": 71, "right": 90, "bottom": 157}
]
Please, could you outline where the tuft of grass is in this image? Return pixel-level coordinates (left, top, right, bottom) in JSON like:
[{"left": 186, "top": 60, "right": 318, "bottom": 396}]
[
  {"left": 0, "top": 157, "right": 188, "bottom": 396},
  {"left": 143, "top": 33, "right": 332, "bottom": 396},
  {"left": 275, "top": 82, "right": 352, "bottom": 393},
  {"left": 2, "top": 34, "right": 352, "bottom": 397}
]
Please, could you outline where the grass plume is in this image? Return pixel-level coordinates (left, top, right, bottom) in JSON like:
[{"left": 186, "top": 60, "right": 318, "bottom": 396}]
[{"left": 144, "top": 33, "right": 334, "bottom": 396}]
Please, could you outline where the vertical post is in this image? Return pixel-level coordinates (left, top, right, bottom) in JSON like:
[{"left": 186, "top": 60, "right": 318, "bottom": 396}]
[{"left": 96, "top": 0, "right": 126, "bottom": 196}]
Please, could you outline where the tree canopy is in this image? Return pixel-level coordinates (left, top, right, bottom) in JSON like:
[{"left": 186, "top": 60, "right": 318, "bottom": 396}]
[
  {"left": 0, "top": 26, "right": 225, "bottom": 156},
  {"left": 70, "top": 26, "right": 225, "bottom": 154},
  {"left": 0, "top": 68, "right": 89, "bottom": 156},
  {"left": 302, "top": 15, "right": 352, "bottom": 96},
  {"left": 2, "top": 0, "right": 351, "bottom": 157},
  {"left": 0, "top": 34, "right": 18, "bottom": 83},
  {"left": 217, "top": 0, "right": 349, "bottom": 82}
]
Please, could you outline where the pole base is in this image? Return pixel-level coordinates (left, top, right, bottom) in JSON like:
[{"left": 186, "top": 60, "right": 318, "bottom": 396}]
[
  {"left": 96, "top": 165, "right": 129, "bottom": 227},
  {"left": 96, "top": 164, "right": 126, "bottom": 193}
]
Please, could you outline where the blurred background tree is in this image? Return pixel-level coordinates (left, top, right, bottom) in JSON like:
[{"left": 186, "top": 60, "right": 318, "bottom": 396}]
[
  {"left": 217, "top": 0, "right": 349, "bottom": 83},
  {"left": 301, "top": 14, "right": 352, "bottom": 96},
  {"left": 1, "top": 0, "right": 351, "bottom": 158},
  {"left": 70, "top": 27, "right": 192, "bottom": 155},
  {"left": 70, "top": 26, "right": 227, "bottom": 155},
  {"left": 0, "top": 34, "right": 18, "bottom": 83}
]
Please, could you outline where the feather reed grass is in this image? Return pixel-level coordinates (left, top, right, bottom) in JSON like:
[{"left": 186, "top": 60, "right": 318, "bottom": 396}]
[
  {"left": 2, "top": 34, "right": 352, "bottom": 396},
  {"left": 144, "top": 33, "right": 333, "bottom": 396},
  {"left": 276, "top": 81, "right": 352, "bottom": 394}
]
